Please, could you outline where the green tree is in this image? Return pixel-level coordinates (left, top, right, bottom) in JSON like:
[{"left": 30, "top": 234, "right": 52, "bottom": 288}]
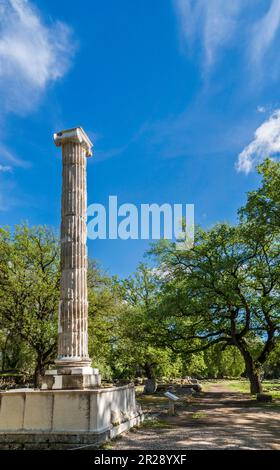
[
  {"left": 0, "top": 327, "right": 34, "bottom": 374},
  {"left": 239, "top": 159, "right": 280, "bottom": 232},
  {"left": 150, "top": 220, "right": 280, "bottom": 394},
  {"left": 203, "top": 344, "right": 244, "bottom": 378},
  {"left": 115, "top": 264, "right": 182, "bottom": 388},
  {"left": 0, "top": 225, "right": 59, "bottom": 387},
  {"left": 88, "top": 262, "right": 124, "bottom": 379}
]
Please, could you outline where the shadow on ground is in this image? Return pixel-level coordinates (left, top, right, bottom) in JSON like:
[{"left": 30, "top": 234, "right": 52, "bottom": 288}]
[{"left": 112, "top": 386, "right": 280, "bottom": 450}]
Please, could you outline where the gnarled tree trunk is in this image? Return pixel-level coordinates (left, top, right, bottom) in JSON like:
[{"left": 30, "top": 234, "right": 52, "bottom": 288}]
[
  {"left": 241, "top": 349, "right": 262, "bottom": 394},
  {"left": 34, "top": 355, "right": 45, "bottom": 389},
  {"left": 143, "top": 362, "right": 157, "bottom": 393}
]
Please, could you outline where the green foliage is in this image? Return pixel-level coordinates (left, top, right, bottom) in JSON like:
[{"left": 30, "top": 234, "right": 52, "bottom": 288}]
[
  {"left": 203, "top": 345, "right": 244, "bottom": 378},
  {"left": 182, "top": 351, "right": 207, "bottom": 377},
  {"left": 0, "top": 329, "right": 34, "bottom": 374},
  {"left": 88, "top": 263, "right": 124, "bottom": 379},
  {"left": 239, "top": 159, "right": 280, "bottom": 231},
  {"left": 0, "top": 225, "right": 59, "bottom": 386},
  {"left": 263, "top": 339, "right": 280, "bottom": 379},
  {"left": 148, "top": 160, "right": 280, "bottom": 393},
  {"left": 88, "top": 263, "right": 185, "bottom": 381},
  {"left": 114, "top": 264, "right": 183, "bottom": 380},
  {"left": 180, "top": 346, "right": 244, "bottom": 379},
  {"left": 1, "top": 159, "right": 280, "bottom": 391}
]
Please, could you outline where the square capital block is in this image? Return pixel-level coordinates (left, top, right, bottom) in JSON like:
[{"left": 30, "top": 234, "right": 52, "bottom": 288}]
[{"left": 54, "top": 127, "right": 93, "bottom": 157}]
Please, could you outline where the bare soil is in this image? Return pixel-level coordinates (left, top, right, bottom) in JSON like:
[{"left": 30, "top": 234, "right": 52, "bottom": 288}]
[{"left": 112, "top": 383, "right": 280, "bottom": 450}]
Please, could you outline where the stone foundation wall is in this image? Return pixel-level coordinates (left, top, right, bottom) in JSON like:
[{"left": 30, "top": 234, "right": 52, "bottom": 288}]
[
  {"left": 0, "top": 414, "right": 144, "bottom": 450},
  {"left": 0, "top": 384, "right": 142, "bottom": 440}
]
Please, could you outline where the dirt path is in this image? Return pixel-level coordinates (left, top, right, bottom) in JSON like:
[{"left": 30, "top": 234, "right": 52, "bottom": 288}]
[{"left": 112, "top": 384, "right": 280, "bottom": 450}]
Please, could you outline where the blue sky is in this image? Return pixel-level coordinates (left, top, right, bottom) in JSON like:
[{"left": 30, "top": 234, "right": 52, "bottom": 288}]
[{"left": 1, "top": 0, "right": 280, "bottom": 277}]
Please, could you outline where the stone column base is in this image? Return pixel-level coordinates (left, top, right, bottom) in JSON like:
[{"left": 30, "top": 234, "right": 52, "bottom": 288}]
[
  {"left": 0, "top": 414, "right": 145, "bottom": 450},
  {"left": 0, "top": 384, "right": 144, "bottom": 449},
  {"left": 41, "top": 367, "right": 101, "bottom": 390}
]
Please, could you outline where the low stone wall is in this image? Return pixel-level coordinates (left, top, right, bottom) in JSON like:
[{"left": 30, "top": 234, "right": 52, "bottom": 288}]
[{"left": 0, "top": 384, "right": 143, "bottom": 449}]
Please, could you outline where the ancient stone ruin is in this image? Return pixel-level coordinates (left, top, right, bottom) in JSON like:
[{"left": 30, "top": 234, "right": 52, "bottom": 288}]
[{"left": 0, "top": 127, "right": 143, "bottom": 449}]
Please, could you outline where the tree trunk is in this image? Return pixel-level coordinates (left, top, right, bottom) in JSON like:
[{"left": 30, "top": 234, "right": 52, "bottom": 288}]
[
  {"left": 1, "top": 333, "right": 10, "bottom": 371},
  {"left": 34, "top": 355, "right": 45, "bottom": 389},
  {"left": 247, "top": 370, "right": 262, "bottom": 394},
  {"left": 143, "top": 362, "right": 155, "bottom": 379},
  {"left": 143, "top": 362, "right": 157, "bottom": 394},
  {"left": 243, "top": 352, "right": 262, "bottom": 394}
]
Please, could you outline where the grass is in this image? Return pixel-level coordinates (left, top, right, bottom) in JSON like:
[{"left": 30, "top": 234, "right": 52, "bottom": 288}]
[
  {"left": 100, "top": 441, "right": 114, "bottom": 450},
  {"left": 137, "top": 391, "right": 193, "bottom": 414},
  {"left": 137, "top": 394, "right": 169, "bottom": 412},
  {"left": 102, "top": 379, "right": 280, "bottom": 449},
  {"left": 190, "top": 412, "right": 207, "bottom": 419},
  {"left": 137, "top": 395, "right": 168, "bottom": 404},
  {"left": 261, "top": 381, "right": 280, "bottom": 399},
  {"left": 139, "top": 418, "right": 174, "bottom": 429},
  {"left": 134, "top": 380, "right": 280, "bottom": 421},
  {"left": 225, "top": 380, "right": 280, "bottom": 399},
  {"left": 224, "top": 380, "right": 250, "bottom": 393},
  {"left": 0, "top": 373, "right": 22, "bottom": 377},
  {"left": 202, "top": 379, "right": 280, "bottom": 399}
]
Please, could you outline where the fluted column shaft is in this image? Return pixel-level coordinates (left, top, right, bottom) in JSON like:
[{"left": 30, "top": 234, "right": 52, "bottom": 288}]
[{"left": 56, "top": 141, "right": 90, "bottom": 368}]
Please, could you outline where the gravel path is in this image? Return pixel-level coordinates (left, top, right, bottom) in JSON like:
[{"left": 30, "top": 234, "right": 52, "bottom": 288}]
[{"left": 112, "top": 384, "right": 280, "bottom": 450}]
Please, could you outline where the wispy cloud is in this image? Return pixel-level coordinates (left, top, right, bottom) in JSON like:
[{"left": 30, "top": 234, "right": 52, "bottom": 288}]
[
  {"left": 0, "top": 0, "right": 76, "bottom": 209},
  {"left": 0, "top": 0, "right": 76, "bottom": 114},
  {"left": 94, "top": 145, "right": 128, "bottom": 162},
  {"left": 173, "top": 0, "right": 247, "bottom": 69},
  {"left": 236, "top": 109, "right": 280, "bottom": 174},
  {"left": 0, "top": 164, "right": 12, "bottom": 173},
  {"left": 138, "top": 97, "right": 257, "bottom": 161},
  {"left": 0, "top": 142, "right": 30, "bottom": 168},
  {"left": 257, "top": 105, "right": 266, "bottom": 113},
  {"left": 173, "top": 0, "right": 280, "bottom": 74},
  {"left": 250, "top": 0, "right": 280, "bottom": 64},
  {"left": 90, "top": 124, "right": 149, "bottom": 163}
]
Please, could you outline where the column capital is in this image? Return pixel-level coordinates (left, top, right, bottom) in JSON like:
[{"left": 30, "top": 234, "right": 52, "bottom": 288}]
[{"left": 54, "top": 127, "right": 93, "bottom": 157}]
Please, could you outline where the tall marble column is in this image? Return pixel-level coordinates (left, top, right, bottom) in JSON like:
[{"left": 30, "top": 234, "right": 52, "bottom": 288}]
[
  {"left": 43, "top": 127, "right": 100, "bottom": 389},
  {"left": 55, "top": 127, "right": 91, "bottom": 369}
]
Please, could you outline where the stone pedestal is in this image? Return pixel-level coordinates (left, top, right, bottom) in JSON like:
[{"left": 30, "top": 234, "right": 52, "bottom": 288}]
[
  {"left": 42, "top": 367, "right": 101, "bottom": 390},
  {"left": 0, "top": 385, "right": 143, "bottom": 449}
]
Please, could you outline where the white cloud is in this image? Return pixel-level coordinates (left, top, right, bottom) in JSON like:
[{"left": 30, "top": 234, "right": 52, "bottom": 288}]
[
  {"left": 94, "top": 145, "right": 128, "bottom": 162},
  {"left": 0, "top": 0, "right": 75, "bottom": 186},
  {"left": 173, "top": 0, "right": 280, "bottom": 73},
  {"left": 0, "top": 142, "right": 30, "bottom": 168},
  {"left": 0, "top": 0, "right": 75, "bottom": 207},
  {"left": 236, "top": 110, "right": 280, "bottom": 174},
  {"left": 173, "top": 0, "right": 246, "bottom": 68},
  {"left": 250, "top": 0, "right": 280, "bottom": 64},
  {"left": 0, "top": 164, "right": 12, "bottom": 173},
  {"left": 0, "top": 0, "right": 75, "bottom": 114}
]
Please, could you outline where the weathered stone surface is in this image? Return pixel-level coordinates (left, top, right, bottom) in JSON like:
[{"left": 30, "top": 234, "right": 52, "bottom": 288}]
[
  {"left": 54, "top": 130, "right": 92, "bottom": 369},
  {"left": 192, "top": 383, "right": 203, "bottom": 392},
  {"left": 0, "top": 412, "right": 145, "bottom": 449},
  {"left": 0, "top": 127, "right": 144, "bottom": 449},
  {"left": 190, "top": 378, "right": 199, "bottom": 384},
  {"left": 144, "top": 379, "right": 157, "bottom": 394},
  {"left": 0, "top": 394, "right": 25, "bottom": 430},
  {"left": 42, "top": 127, "right": 101, "bottom": 388},
  {"left": 179, "top": 387, "right": 194, "bottom": 396},
  {"left": 0, "top": 385, "right": 142, "bottom": 437},
  {"left": 62, "top": 374, "right": 100, "bottom": 390},
  {"left": 0, "top": 413, "right": 145, "bottom": 450}
]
